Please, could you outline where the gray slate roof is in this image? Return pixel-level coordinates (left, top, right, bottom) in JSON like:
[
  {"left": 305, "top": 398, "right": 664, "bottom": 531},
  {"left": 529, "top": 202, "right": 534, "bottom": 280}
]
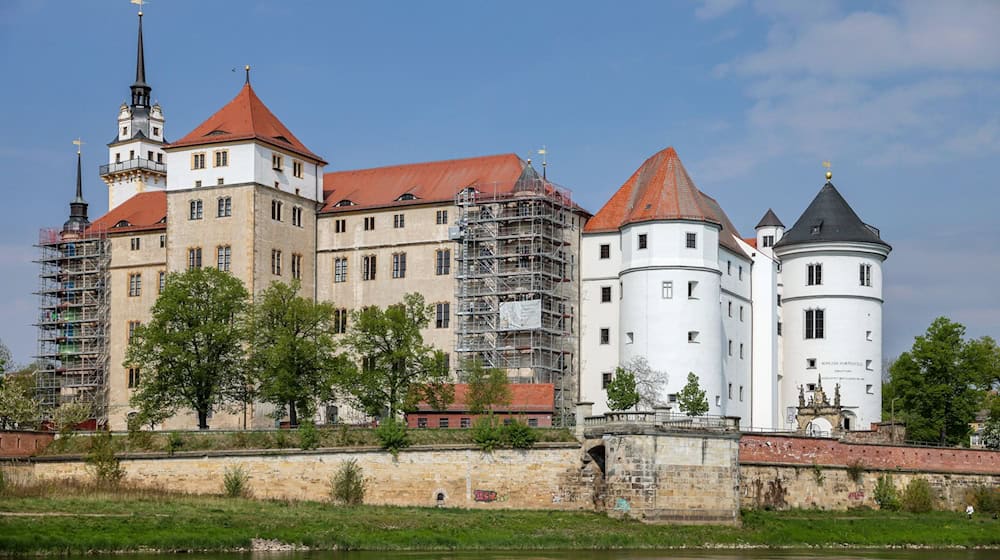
[
  {"left": 774, "top": 181, "right": 890, "bottom": 249},
  {"left": 755, "top": 208, "right": 784, "bottom": 229}
]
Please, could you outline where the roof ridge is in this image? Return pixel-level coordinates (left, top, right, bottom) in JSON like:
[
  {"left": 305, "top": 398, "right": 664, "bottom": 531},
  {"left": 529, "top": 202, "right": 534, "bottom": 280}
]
[{"left": 326, "top": 153, "right": 521, "bottom": 175}]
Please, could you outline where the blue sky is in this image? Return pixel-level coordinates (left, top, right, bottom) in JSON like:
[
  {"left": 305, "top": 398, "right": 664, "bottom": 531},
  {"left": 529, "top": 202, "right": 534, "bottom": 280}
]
[{"left": 1, "top": 0, "right": 998, "bottom": 367}]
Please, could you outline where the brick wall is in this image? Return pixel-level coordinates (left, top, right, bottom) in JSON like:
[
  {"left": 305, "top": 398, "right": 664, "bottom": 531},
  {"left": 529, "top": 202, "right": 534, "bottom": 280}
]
[{"left": 0, "top": 431, "right": 54, "bottom": 458}]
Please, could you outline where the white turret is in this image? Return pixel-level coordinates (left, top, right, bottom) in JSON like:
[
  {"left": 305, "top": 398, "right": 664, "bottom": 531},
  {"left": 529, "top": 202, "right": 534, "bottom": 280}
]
[{"left": 773, "top": 171, "right": 891, "bottom": 431}]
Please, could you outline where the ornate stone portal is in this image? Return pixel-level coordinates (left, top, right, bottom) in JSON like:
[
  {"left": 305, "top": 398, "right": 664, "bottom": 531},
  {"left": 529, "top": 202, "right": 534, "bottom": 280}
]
[{"left": 795, "top": 375, "right": 846, "bottom": 437}]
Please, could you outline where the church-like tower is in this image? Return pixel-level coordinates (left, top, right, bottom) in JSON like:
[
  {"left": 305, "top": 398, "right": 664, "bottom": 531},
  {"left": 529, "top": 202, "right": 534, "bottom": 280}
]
[
  {"left": 99, "top": 9, "right": 167, "bottom": 211},
  {"left": 773, "top": 171, "right": 891, "bottom": 432}
]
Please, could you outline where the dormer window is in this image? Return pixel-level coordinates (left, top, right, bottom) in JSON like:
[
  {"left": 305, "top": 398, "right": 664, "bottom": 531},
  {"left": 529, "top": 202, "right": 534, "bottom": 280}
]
[
  {"left": 152, "top": 126, "right": 160, "bottom": 136},
  {"left": 810, "top": 221, "right": 823, "bottom": 235},
  {"left": 272, "top": 154, "right": 283, "bottom": 171},
  {"left": 122, "top": 126, "right": 128, "bottom": 137},
  {"left": 115, "top": 220, "right": 131, "bottom": 228},
  {"left": 335, "top": 200, "right": 354, "bottom": 207},
  {"left": 397, "top": 193, "right": 418, "bottom": 201}
]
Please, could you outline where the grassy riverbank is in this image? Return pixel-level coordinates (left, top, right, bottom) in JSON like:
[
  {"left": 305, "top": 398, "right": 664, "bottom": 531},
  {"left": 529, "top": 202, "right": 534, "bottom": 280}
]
[{"left": 1, "top": 489, "right": 998, "bottom": 554}]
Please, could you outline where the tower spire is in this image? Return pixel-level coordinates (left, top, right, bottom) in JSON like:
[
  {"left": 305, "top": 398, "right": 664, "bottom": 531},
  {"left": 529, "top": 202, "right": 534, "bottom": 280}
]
[
  {"left": 64, "top": 140, "right": 90, "bottom": 234},
  {"left": 130, "top": 7, "right": 151, "bottom": 108}
]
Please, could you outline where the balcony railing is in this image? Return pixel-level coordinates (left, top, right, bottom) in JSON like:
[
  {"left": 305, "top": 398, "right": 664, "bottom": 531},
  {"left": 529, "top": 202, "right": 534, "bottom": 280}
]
[{"left": 99, "top": 158, "right": 166, "bottom": 176}]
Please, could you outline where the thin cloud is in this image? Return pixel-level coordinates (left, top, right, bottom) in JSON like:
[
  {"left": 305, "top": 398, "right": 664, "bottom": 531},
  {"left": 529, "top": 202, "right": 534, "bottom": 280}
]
[{"left": 695, "top": 0, "right": 745, "bottom": 20}]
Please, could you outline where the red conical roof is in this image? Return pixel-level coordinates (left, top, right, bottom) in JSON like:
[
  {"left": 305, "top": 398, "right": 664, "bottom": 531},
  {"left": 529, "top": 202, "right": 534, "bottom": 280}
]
[{"left": 167, "top": 83, "right": 326, "bottom": 164}]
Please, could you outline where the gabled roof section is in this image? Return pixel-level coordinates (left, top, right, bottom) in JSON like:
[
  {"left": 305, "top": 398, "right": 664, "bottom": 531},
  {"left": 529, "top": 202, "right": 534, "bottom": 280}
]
[
  {"left": 584, "top": 147, "right": 747, "bottom": 256},
  {"left": 167, "top": 83, "right": 326, "bottom": 164},
  {"left": 775, "top": 181, "right": 890, "bottom": 249},
  {"left": 321, "top": 154, "right": 527, "bottom": 213},
  {"left": 755, "top": 208, "right": 784, "bottom": 229},
  {"left": 88, "top": 191, "right": 166, "bottom": 234}
]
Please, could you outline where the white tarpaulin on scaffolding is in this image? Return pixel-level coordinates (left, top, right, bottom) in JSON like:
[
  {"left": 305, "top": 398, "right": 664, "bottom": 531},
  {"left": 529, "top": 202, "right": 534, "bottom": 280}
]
[{"left": 498, "top": 299, "right": 542, "bottom": 330}]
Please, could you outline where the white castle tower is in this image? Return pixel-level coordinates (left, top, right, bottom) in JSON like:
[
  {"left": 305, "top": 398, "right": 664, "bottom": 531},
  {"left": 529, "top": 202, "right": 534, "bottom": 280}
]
[
  {"left": 774, "top": 170, "right": 891, "bottom": 432},
  {"left": 99, "top": 10, "right": 167, "bottom": 211}
]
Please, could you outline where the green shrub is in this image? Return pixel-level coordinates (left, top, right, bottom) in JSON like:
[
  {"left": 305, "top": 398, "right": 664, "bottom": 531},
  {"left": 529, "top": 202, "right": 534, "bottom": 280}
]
[
  {"left": 375, "top": 419, "right": 410, "bottom": 456},
  {"left": 330, "top": 459, "right": 366, "bottom": 505},
  {"left": 0, "top": 469, "right": 6, "bottom": 494},
  {"left": 874, "top": 474, "right": 901, "bottom": 511},
  {"left": 126, "top": 415, "right": 152, "bottom": 450},
  {"left": 969, "top": 486, "right": 1000, "bottom": 514},
  {"left": 502, "top": 419, "right": 537, "bottom": 449},
  {"left": 222, "top": 464, "right": 251, "bottom": 498},
  {"left": 298, "top": 421, "right": 320, "bottom": 450},
  {"left": 846, "top": 459, "right": 865, "bottom": 484},
  {"left": 273, "top": 430, "right": 291, "bottom": 448},
  {"left": 902, "top": 478, "right": 935, "bottom": 513},
  {"left": 166, "top": 432, "right": 184, "bottom": 455},
  {"left": 472, "top": 416, "right": 504, "bottom": 452},
  {"left": 86, "top": 431, "right": 125, "bottom": 488}
]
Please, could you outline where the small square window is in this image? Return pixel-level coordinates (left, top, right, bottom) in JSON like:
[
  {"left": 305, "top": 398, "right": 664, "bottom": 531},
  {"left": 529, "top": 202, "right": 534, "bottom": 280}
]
[
  {"left": 626, "top": 332, "right": 634, "bottom": 344},
  {"left": 460, "top": 417, "right": 471, "bottom": 428},
  {"left": 688, "top": 331, "right": 699, "bottom": 343},
  {"left": 866, "top": 330, "right": 873, "bottom": 341},
  {"left": 865, "top": 359, "right": 873, "bottom": 371},
  {"left": 686, "top": 232, "right": 697, "bottom": 249},
  {"left": 602, "top": 372, "right": 613, "bottom": 389},
  {"left": 417, "top": 418, "right": 428, "bottom": 428},
  {"left": 599, "top": 244, "right": 610, "bottom": 259},
  {"left": 807, "top": 383, "right": 817, "bottom": 391},
  {"left": 439, "top": 418, "right": 449, "bottom": 428},
  {"left": 599, "top": 328, "right": 610, "bottom": 345},
  {"left": 668, "top": 393, "right": 678, "bottom": 403},
  {"left": 807, "top": 358, "right": 817, "bottom": 369},
  {"left": 528, "top": 418, "right": 538, "bottom": 427},
  {"left": 601, "top": 286, "right": 611, "bottom": 303},
  {"left": 866, "top": 384, "right": 874, "bottom": 395},
  {"left": 715, "top": 395, "right": 721, "bottom": 407},
  {"left": 638, "top": 234, "right": 648, "bottom": 250}
]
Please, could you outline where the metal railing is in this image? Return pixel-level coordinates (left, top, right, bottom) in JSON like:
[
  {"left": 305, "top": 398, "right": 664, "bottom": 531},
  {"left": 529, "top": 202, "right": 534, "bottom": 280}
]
[{"left": 99, "top": 158, "right": 166, "bottom": 176}]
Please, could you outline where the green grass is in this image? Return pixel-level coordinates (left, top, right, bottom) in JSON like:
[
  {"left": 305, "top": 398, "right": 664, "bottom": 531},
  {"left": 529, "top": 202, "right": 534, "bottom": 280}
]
[
  {"left": 41, "top": 427, "right": 578, "bottom": 456},
  {"left": 0, "top": 488, "right": 998, "bottom": 554}
]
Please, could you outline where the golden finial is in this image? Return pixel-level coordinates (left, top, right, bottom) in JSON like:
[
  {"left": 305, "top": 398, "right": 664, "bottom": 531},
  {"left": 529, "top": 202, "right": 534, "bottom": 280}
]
[
  {"left": 245, "top": 65, "right": 251, "bottom": 84},
  {"left": 130, "top": 0, "right": 145, "bottom": 16},
  {"left": 72, "top": 138, "right": 84, "bottom": 155},
  {"left": 822, "top": 160, "right": 832, "bottom": 181}
]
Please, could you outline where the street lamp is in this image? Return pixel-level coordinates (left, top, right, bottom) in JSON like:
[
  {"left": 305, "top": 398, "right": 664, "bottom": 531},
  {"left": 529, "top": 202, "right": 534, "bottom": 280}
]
[{"left": 890, "top": 397, "right": 902, "bottom": 444}]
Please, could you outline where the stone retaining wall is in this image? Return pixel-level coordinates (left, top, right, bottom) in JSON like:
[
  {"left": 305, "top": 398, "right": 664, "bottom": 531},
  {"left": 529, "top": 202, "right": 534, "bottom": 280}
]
[{"left": 0, "top": 431, "right": 53, "bottom": 458}]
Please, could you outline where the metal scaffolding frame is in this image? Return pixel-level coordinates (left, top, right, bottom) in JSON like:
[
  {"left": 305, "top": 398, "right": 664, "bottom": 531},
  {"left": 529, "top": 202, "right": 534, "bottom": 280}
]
[
  {"left": 454, "top": 170, "right": 577, "bottom": 425},
  {"left": 34, "top": 227, "right": 111, "bottom": 422}
]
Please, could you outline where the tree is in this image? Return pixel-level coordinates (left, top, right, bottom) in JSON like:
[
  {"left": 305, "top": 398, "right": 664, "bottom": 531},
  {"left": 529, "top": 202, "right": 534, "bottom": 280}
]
[
  {"left": 250, "top": 280, "right": 348, "bottom": 427},
  {"left": 0, "top": 369, "right": 40, "bottom": 429},
  {"left": 0, "top": 338, "right": 11, "bottom": 373},
  {"left": 606, "top": 367, "right": 640, "bottom": 411},
  {"left": 623, "top": 356, "right": 669, "bottom": 410},
  {"left": 677, "top": 372, "right": 709, "bottom": 416},
  {"left": 886, "top": 317, "right": 997, "bottom": 445},
  {"left": 463, "top": 358, "right": 511, "bottom": 415},
  {"left": 126, "top": 268, "right": 249, "bottom": 430},
  {"left": 340, "top": 293, "right": 451, "bottom": 419}
]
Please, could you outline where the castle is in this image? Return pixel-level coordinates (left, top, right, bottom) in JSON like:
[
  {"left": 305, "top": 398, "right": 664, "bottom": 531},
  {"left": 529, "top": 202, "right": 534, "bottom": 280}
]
[{"left": 36, "top": 12, "right": 890, "bottom": 433}]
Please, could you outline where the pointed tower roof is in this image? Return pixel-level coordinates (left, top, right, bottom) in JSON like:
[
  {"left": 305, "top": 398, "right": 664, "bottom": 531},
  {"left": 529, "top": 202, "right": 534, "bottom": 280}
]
[
  {"left": 584, "top": 147, "right": 748, "bottom": 255},
  {"left": 130, "top": 12, "right": 152, "bottom": 108},
  {"left": 167, "top": 83, "right": 326, "bottom": 164},
  {"left": 63, "top": 149, "right": 90, "bottom": 234},
  {"left": 755, "top": 208, "right": 784, "bottom": 229},
  {"left": 774, "top": 179, "right": 889, "bottom": 249}
]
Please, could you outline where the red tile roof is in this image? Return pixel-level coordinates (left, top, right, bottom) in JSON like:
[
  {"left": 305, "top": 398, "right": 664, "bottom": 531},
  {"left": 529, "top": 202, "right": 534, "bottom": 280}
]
[
  {"left": 412, "top": 383, "right": 554, "bottom": 413},
  {"left": 167, "top": 83, "right": 326, "bottom": 164},
  {"left": 744, "top": 237, "right": 758, "bottom": 248},
  {"left": 88, "top": 191, "right": 166, "bottom": 234},
  {"left": 321, "top": 153, "right": 527, "bottom": 213},
  {"left": 584, "top": 147, "right": 748, "bottom": 256}
]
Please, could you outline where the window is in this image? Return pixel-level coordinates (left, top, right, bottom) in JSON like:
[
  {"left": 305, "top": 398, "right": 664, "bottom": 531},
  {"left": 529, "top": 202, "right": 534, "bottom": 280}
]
[
  {"left": 601, "top": 286, "right": 612, "bottom": 303},
  {"left": 626, "top": 332, "right": 634, "bottom": 344},
  {"left": 217, "top": 196, "right": 232, "bottom": 217},
  {"left": 739, "top": 266, "right": 743, "bottom": 280},
  {"left": 866, "top": 330, "right": 873, "bottom": 341},
  {"left": 638, "top": 233, "right": 648, "bottom": 249},
  {"left": 602, "top": 372, "right": 613, "bottom": 389},
  {"left": 599, "top": 328, "right": 610, "bottom": 345},
  {"left": 865, "top": 359, "right": 873, "bottom": 371},
  {"left": 436, "top": 249, "right": 451, "bottom": 275},
  {"left": 436, "top": 210, "right": 448, "bottom": 224},
  {"left": 435, "top": 302, "right": 450, "bottom": 328},
  {"left": 439, "top": 418, "right": 449, "bottom": 428},
  {"left": 739, "top": 343, "right": 744, "bottom": 359},
  {"left": 392, "top": 252, "right": 407, "bottom": 278},
  {"left": 147, "top": 150, "right": 153, "bottom": 160},
  {"left": 292, "top": 160, "right": 303, "bottom": 178},
  {"left": 271, "top": 200, "right": 283, "bottom": 221},
  {"left": 292, "top": 206, "right": 303, "bottom": 227},
  {"left": 807, "top": 358, "right": 816, "bottom": 368},
  {"left": 728, "top": 340, "right": 733, "bottom": 356},
  {"left": 115, "top": 152, "right": 121, "bottom": 163},
  {"left": 777, "top": 321, "right": 783, "bottom": 336},
  {"left": 739, "top": 386, "right": 744, "bottom": 401},
  {"left": 668, "top": 393, "right": 678, "bottom": 403},
  {"left": 189, "top": 200, "right": 203, "bottom": 220},
  {"left": 272, "top": 153, "right": 283, "bottom": 170},
  {"left": 334, "top": 257, "right": 348, "bottom": 283},
  {"left": 807, "top": 263, "right": 822, "bottom": 286},
  {"left": 688, "top": 331, "right": 699, "bottom": 343},
  {"left": 159, "top": 234, "right": 166, "bottom": 248},
  {"left": 192, "top": 153, "right": 206, "bottom": 169},
  {"left": 362, "top": 254, "right": 376, "bottom": 280},
  {"left": 662, "top": 281, "right": 673, "bottom": 299},
  {"left": 291, "top": 253, "right": 303, "bottom": 279},
  {"left": 333, "top": 308, "right": 348, "bottom": 334},
  {"left": 129, "top": 150, "right": 134, "bottom": 159},
  {"left": 363, "top": 216, "right": 375, "bottom": 231},
  {"left": 599, "top": 244, "right": 610, "bottom": 259},
  {"left": 213, "top": 150, "right": 228, "bottom": 167},
  {"left": 460, "top": 417, "right": 471, "bottom": 428},
  {"left": 217, "top": 177, "right": 224, "bottom": 186},
  {"left": 158, "top": 271, "right": 165, "bottom": 293},
  {"left": 728, "top": 301, "right": 732, "bottom": 317},
  {"left": 187, "top": 247, "right": 202, "bottom": 270},
  {"left": 130, "top": 237, "right": 141, "bottom": 251},
  {"left": 271, "top": 249, "right": 282, "bottom": 275},
  {"left": 866, "top": 384, "right": 874, "bottom": 395},
  {"left": 777, "top": 294, "right": 782, "bottom": 307},
  {"left": 687, "top": 281, "right": 698, "bottom": 299},
  {"left": 417, "top": 417, "right": 428, "bottom": 428},
  {"left": 805, "top": 309, "right": 825, "bottom": 339},
  {"left": 527, "top": 418, "right": 538, "bottom": 428},
  {"left": 152, "top": 126, "right": 160, "bottom": 136},
  {"left": 715, "top": 395, "right": 721, "bottom": 407},
  {"left": 127, "top": 320, "right": 140, "bottom": 343},
  {"left": 728, "top": 383, "right": 733, "bottom": 399},
  {"left": 157, "top": 153, "right": 163, "bottom": 163},
  {"left": 686, "top": 232, "right": 697, "bottom": 249},
  {"left": 335, "top": 219, "right": 346, "bottom": 233},
  {"left": 860, "top": 263, "right": 872, "bottom": 286},
  {"left": 762, "top": 235, "right": 774, "bottom": 247},
  {"left": 128, "top": 273, "right": 141, "bottom": 297},
  {"left": 739, "top": 306, "right": 744, "bottom": 321},
  {"left": 393, "top": 214, "right": 405, "bottom": 228},
  {"left": 127, "top": 367, "right": 140, "bottom": 389},
  {"left": 195, "top": 180, "right": 202, "bottom": 188}
]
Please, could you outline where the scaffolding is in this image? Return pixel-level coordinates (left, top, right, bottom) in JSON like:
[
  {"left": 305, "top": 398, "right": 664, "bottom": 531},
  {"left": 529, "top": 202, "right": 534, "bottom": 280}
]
[
  {"left": 454, "top": 169, "right": 577, "bottom": 425},
  {"left": 34, "top": 227, "right": 111, "bottom": 423}
]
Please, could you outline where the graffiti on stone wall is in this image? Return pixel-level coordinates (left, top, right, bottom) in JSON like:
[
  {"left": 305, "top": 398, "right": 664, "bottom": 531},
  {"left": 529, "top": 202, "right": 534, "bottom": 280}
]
[
  {"left": 614, "top": 497, "right": 631, "bottom": 513},
  {"left": 474, "top": 489, "right": 508, "bottom": 503},
  {"left": 848, "top": 490, "right": 865, "bottom": 500}
]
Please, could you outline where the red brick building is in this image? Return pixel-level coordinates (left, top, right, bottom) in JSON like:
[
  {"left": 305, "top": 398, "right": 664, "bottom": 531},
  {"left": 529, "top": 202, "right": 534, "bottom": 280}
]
[{"left": 406, "top": 383, "right": 554, "bottom": 429}]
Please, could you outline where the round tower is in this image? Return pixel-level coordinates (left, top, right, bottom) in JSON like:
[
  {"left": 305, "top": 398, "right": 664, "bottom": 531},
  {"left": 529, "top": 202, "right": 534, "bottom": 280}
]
[
  {"left": 774, "top": 171, "right": 890, "bottom": 431},
  {"left": 754, "top": 208, "right": 784, "bottom": 258}
]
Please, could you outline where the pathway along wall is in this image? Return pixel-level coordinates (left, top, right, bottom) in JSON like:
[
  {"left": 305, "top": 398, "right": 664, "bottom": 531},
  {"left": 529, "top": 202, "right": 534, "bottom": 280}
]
[
  {"left": 739, "top": 434, "right": 1000, "bottom": 510},
  {"left": 26, "top": 443, "right": 600, "bottom": 510}
]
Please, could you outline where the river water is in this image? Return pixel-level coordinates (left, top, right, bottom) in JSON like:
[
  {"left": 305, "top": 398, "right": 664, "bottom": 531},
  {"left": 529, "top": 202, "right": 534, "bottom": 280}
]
[{"left": 86, "top": 551, "right": 1000, "bottom": 560}]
